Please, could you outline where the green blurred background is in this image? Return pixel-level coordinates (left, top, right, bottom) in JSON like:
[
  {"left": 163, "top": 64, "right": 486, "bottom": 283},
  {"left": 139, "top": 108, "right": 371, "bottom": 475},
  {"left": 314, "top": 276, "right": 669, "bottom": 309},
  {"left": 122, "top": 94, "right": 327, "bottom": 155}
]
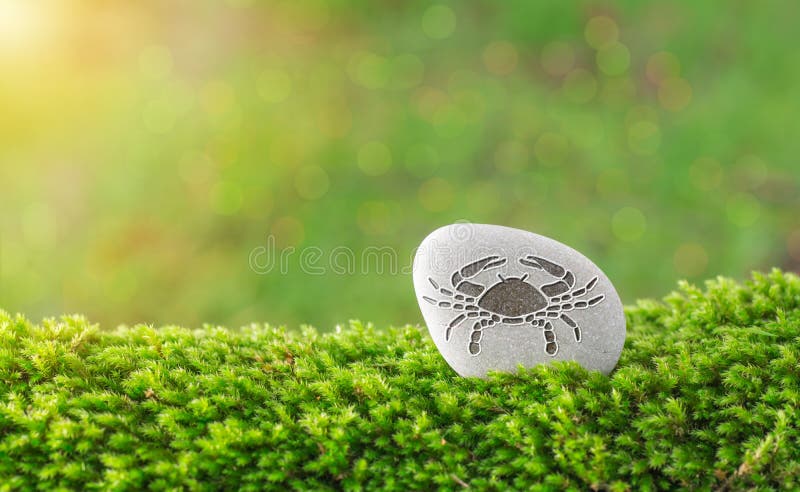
[{"left": 1, "top": 1, "right": 799, "bottom": 331}]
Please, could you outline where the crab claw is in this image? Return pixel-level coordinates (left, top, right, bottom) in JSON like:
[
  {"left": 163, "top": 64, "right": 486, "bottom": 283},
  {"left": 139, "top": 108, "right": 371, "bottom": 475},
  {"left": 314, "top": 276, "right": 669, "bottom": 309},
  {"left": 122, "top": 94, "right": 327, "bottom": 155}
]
[
  {"left": 451, "top": 256, "right": 507, "bottom": 291},
  {"left": 519, "top": 257, "right": 543, "bottom": 269},
  {"left": 522, "top": 256, "right": 565, "bottom": 277}
]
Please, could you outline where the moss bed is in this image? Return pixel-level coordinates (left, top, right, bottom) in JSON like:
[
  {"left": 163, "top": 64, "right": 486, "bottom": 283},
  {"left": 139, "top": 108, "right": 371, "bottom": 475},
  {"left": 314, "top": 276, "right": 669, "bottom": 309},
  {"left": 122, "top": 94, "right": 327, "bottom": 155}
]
[{"left": 2, "top": 270, "right": 800, "bottom": 490}]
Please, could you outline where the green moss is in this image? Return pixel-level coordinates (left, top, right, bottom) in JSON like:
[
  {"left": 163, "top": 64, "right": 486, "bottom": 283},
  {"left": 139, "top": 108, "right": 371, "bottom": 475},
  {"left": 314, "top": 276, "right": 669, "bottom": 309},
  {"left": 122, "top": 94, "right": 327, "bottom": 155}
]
[{"left": 2, "top": 270, "right": 800, "bottom": 490}]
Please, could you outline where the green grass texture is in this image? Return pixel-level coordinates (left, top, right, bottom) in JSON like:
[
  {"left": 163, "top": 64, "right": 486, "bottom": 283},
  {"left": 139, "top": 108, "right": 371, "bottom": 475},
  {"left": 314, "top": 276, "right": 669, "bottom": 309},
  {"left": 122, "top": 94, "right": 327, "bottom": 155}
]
[{"left": 2, "top": 270, "right": 800, "bottom": 490}]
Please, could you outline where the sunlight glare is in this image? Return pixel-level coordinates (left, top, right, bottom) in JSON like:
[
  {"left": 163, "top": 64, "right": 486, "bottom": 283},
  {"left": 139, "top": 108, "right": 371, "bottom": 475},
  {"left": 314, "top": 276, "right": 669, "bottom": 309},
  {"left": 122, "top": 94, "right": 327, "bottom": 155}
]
[{"left": 0, "top": 0, "right": 51, "bottom": 58}]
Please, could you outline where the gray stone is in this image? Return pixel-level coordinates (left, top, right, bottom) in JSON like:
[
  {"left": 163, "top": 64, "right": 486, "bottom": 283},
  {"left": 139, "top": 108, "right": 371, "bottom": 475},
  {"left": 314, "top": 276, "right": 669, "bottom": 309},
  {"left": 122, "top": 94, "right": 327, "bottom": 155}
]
[{"left": 413, "top": 223, "right": 625, "bottom": 377}]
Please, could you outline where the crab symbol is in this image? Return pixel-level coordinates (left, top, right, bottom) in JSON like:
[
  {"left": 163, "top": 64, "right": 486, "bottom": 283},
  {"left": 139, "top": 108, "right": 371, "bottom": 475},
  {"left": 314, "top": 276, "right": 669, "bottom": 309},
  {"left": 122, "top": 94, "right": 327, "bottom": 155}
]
[{"left": 423, "top": 255, "right": 604, "bottom": 356}]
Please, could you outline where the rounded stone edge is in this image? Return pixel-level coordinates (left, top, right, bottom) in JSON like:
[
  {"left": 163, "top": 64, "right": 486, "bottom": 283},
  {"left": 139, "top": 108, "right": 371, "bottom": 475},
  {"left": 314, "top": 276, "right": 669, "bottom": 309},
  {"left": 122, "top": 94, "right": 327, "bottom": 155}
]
[{"left": 413, "top": 223, "right": 627, "bottom": 378}]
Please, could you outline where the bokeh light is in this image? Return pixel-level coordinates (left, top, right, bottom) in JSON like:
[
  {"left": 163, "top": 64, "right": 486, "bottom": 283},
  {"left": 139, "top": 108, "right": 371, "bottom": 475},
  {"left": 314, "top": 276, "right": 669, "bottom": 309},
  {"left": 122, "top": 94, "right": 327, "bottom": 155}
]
[
  {"left": 596, "top": 169, "right": 630, "bottom": 199},
  {"left": 534, "top": 132, "right": 569, "bottom": 166},
  {"left": 349, "top": 52, "right": 390, "bottom": 90},
  {"left": 494, "top": 140, "right": 529, "bottom": 174},
  {"left": 483, "top": 41, "right": 518, "bottom": 76},
  {"left": 627, "top": 121, "right": 661, "bottom": 156},
  {"left": 358, "top": 142, "right": 393, "bottom": 176},
  {"left": 612, "top": 207, "right": 647, "bottom": 242},
  {"left": 418, "top": 178, "right": 454, "bottom": 212},
  {"left": 596, "top": 42, "right": 631, "bottom": 76},
  {"left": 0, "top": 1, "right": 54, "bottom": 58},
  {"left": 646, "top": 51, "right": 681, "bottom": 84},
  {"left": 733, "top": 154, "right": 768, "bottom": 189},
  {"left": 541, "top": 41, "right": 576, "bottom": 76},
  {"left": 585, "top": 16, "right": 619, "bottom": 50},
  {"left": 674, "top": 243, "right": 709, "bottom": 277},
  {"left": 271, "top": 217, "right": 305, "bottom": 248},
  {"left": 726, "top": 193, "right": 761, "bottom": 228},
  {"left": 689, "top": 157, "right": 724, "bottom": 191},
  {"left": 139, "top": 45, "right": 173, "bottom": 79},
  {"left": 357, "top": 201, "right": 393, "bottom": 236},
  {"left": 294, "top": 166, "right": 330, "bottom": 201},
  {"left": 258, "top": 69, "right": 292, "bottom": 103},
  {"left": 658, "top": 77, "right": 692, "bottom": 111},
  {"left": 0, "top": 2, "right": 797, "bottom": 330},
  {"left": 404, "top": 144, "right": 440, "bottom": 178},
  {"left": 421, "top": 5, "right": 456, "bottom": 40},
  {"left": 21, "top": 203, "right": 56, "bottom": 248},
  {"left": 211, "top": 181, "right": 244, "bottom": 216},
  {"left": 562, "top": 69, "right": 597, "bottom": 103}
]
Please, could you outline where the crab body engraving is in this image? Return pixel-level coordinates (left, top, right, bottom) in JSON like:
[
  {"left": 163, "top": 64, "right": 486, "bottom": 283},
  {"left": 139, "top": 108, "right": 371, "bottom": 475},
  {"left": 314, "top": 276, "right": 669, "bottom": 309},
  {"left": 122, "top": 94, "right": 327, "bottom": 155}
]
[
  {"left": 423, "top": 255, "right": 605, "bottom": 356},
  {"left": 476, "top": 277, "right": 547, "bottom": 316}
]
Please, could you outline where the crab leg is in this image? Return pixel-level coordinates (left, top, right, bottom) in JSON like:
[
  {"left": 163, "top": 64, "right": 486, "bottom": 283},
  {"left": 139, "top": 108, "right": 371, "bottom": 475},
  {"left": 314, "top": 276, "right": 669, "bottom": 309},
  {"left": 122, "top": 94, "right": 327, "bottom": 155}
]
[
  {"left": 542, "top": 320, "right": 558, "bottom": 356},
  {"left": 428, "top": 278, "right": 455, "bottom": 297},
  {"left": 560, "top": 313, "right": 581, "bottom": 342},
  {"left": 529, "top": 318, "right": 559, "bottom": 356},
  {"left": 568, "top": 276, "right": 598, "bottom": 298},
  {"left": 422, "top": 297, "right": 481, "bottom": 311},
  {"left": 539, "top": 294, "right": 604, "bottom": 321},
  {"left": 550, "top": 277, "right": 598, "bottom": 303},
  {"left": 421, "top": 295, "right": 489, "bottom": 343},
  {"left": 468, "top": 321, "right": 483, "bottom": 355},
  {"left": 427, "top": 277, "right": 483, "bottom": 306},
  {"left": 467, "top": 315, "right": 500, "bottom": 356},
  {"left": 445, "top": 314, "right": 467, "bottom": 341}
]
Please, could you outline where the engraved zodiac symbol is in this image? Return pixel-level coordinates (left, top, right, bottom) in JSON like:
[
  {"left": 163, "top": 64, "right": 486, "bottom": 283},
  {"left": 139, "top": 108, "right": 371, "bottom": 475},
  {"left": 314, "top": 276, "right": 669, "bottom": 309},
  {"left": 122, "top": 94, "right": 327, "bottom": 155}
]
[{"left": 423, "top": 256, "right": 604, "bottom": 356}]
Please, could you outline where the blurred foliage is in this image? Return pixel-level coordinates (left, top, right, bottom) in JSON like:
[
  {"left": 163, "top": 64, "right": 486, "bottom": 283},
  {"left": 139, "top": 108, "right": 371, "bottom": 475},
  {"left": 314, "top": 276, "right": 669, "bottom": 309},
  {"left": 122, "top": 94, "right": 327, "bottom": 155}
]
[{"left": 0, "top": 0, "right": 799, "bottom": 329}]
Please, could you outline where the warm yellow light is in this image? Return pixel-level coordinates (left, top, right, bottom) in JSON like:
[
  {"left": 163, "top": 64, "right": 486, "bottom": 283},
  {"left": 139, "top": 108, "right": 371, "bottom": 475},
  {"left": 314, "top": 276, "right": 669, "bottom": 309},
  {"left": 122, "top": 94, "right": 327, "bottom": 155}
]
[{"left": 0, "top": 0, "right": 50, "bottom": 57}]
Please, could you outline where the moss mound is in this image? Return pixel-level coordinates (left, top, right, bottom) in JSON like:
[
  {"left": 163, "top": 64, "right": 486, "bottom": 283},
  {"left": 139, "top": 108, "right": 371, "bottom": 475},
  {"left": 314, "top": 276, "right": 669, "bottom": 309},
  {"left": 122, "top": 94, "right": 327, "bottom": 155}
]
[{"left": 2, "top": 270, "right": 800, "bottom": 490}]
